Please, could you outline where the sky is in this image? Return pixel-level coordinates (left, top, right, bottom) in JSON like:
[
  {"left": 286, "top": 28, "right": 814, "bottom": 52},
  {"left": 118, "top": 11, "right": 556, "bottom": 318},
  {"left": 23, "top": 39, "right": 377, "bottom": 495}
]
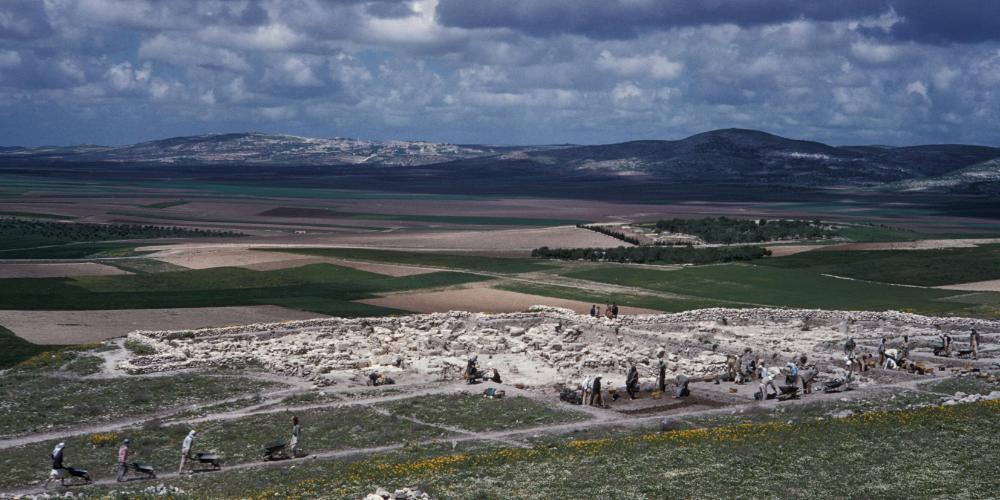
[{"left": 1, "top": 1, "right": 1000, "bottom": 147}]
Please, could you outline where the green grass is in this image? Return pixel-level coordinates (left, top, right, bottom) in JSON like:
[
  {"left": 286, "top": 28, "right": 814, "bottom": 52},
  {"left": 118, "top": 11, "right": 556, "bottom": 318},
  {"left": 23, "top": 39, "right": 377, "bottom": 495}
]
[
  {"left": 377, "top": 392, "right": 589, "bottom": 432},
  {"left": 496, "top": 282, "right": 736, "bottom": 312},
  {"left": 0, "top": 405, "right": 449, "bottom": 490},
  {"left": 259, "top": 248, "right": 554, "bottom": 274},
  {"left": 756, "top": 244, "right": 1000, "bottom": 286},
  {"left": 81, "top": 400, "right": 1000, "bottom": 499},
  {"left": 140, "top": 200, "right": 189, "bottom": 209},
  {"left": 0, "top": 372, "right": 281, "bottom": 438},
  {"left": 832, "top": 223, "right": 922, "bottom": 242},
  {"left": 105, "top": 258, "right": 190, "bottom": 274},
  {"left": 0, "top": 325, "right": 55, "bottom": 369},
  {"left": 563, "top": 263, "right": 997, "bottom": 314},
  {"left": 344, "top": 212, "right": 582, "bottom": 226},
  {"left": 0, "top": 242, "right": 150, "bottom": 260},
  {"left": 0, "top": 263, "right": 486, "bottom": 315}
]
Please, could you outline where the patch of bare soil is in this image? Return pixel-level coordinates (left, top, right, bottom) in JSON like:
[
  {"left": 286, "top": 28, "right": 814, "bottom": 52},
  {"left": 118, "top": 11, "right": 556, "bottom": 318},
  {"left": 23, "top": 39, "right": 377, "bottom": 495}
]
[
  {"left": 144, "top": 247, "right": 314, "bottom": 270},
  {"left": 937, "top": 279, "right": 1000, "bottom": 292},
  {"left": 0, "top": 306, "right": 324, "bottom": 344},
  {"left": 0, "top": 262, "right": 130, "bottom": 278},
  {"left": 358, "top": 287, "right": 661, "bottom": 315},
  {"left": 765, "top": 245, "right": 823, "bottom": 257},
  {"left": 274, "top": 225, "right": 631, "bottom": 252}
]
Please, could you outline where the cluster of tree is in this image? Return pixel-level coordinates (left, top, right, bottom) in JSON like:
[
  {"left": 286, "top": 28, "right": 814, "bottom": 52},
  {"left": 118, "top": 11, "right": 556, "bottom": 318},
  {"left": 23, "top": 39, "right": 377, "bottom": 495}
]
[
  {"left": 654, "top": 217, "right": 833, "bottom": 244},
  {"left": 531, "top": 245, "right": 771, "bottom": 264},
  {"left": 0, "top": 217, "right": 243, "bottom": 241},
  {"left": 576, "top": 224, "right": 640, "bottom": 245}
]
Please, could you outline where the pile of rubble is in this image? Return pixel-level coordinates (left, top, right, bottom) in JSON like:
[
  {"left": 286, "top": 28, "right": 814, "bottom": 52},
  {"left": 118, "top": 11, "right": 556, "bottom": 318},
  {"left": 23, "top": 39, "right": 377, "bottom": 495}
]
[
  {"left": 364, "top": 487, "right": 432, "bottom": 500},
  {"left": 941, "top": 391, "right": 1000, "bottom": 406},
  {"left": 119, "top": 306, "right": 997, "bottom": 386}
]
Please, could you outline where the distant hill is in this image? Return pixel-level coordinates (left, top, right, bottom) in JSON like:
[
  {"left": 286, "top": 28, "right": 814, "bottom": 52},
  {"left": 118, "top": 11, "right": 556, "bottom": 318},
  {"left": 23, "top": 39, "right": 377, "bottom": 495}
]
[{"left": 2, "top": 128, "right": 998, "bottom": 192}]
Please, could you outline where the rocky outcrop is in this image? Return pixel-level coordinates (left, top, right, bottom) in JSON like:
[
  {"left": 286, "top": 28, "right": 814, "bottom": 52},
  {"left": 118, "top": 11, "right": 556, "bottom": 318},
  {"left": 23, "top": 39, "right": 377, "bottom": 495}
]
[{"left": 118, "top": 306, "right": 996, "bottom": 385}]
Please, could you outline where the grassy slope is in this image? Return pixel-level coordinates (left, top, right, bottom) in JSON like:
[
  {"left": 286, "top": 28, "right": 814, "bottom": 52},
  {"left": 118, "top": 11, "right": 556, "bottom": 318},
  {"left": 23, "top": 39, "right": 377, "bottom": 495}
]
[
  {"left": 0, "top": 263, "right": 485, "bottom": 315},
  {"left": 562, "top": 263, "right": 995, "bottom": 314},
  {"left": 83, "top": 401, "right": 1000, "bottom": 498},
  {"left": 376, "top": 393, "right": 587, "bottom": 432},
  {"left": 0, "top": 325, "right": 54, "bottom": 369},
  {"left": 260, "top": 248, "right": 554, "bottom": 274},
  {"left": 757, "top": 244, "right": 1000, "bottom": 286},
  {"left": 0, "top": 373, "right": 280, "bottom": 438}
]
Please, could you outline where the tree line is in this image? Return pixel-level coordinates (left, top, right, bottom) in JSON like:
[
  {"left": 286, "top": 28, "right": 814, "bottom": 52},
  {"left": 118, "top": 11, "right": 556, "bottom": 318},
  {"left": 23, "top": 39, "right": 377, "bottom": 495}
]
[
  {"left": 654, "top": 217, "right": 833, "bottom": 244},
  {"left": 531, "top": 245, "right": 771, "bottom": 264},
  {"left": 576, "top": 224, "right": 640, "bottom": 245},
  {"left": 0, "top": 217, "right": 243, "bottom": 242}
]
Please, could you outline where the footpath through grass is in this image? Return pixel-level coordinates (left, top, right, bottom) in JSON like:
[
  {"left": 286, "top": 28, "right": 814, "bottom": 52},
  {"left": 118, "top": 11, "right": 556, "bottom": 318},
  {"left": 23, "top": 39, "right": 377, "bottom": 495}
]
[
  {"left": 81, "top": 400, "right": 1000, "bottom": 499},
  {"left": 563, "top": 263, "right": 997, "bottom": 315},
  {"left": 259, "top": 248, "right": 554, "bottom": 274},
  {"left": 0, "top": 263, "right": 485, "bottom": 315},
  {"left": 757, "top": 244, "right": 1000, "bottom": 286}
]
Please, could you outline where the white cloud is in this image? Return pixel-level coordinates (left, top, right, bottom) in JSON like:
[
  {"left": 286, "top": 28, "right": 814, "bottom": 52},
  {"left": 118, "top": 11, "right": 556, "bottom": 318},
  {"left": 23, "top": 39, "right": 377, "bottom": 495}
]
[
  {"left": 850, "top": 41, "right": 899, "bottom": 64},
  {"left": 596, "top": 50, "right": 683, "bottom": 80},
  {"left": 139, "top": 34, "right": 250, "bottom": 73}
]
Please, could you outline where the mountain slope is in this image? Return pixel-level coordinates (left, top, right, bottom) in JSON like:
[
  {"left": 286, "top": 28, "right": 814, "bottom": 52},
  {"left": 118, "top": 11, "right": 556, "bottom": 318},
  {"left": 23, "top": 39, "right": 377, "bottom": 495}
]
[{"left": 2, "top": 129, "right": 998, "bottom": 190}]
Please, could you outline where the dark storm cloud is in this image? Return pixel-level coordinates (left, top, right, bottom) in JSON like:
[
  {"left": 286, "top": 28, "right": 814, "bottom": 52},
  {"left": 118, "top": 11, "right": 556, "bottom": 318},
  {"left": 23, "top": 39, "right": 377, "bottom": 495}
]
[
  {"left": 436, "top": 0, "right": 887, "bottom": 39},
  {"left": 437, "top": 0, "right": 1000, "bottom": 44},
  {"left": 0, "top": 0, "right": 53, "bottom": 40}
]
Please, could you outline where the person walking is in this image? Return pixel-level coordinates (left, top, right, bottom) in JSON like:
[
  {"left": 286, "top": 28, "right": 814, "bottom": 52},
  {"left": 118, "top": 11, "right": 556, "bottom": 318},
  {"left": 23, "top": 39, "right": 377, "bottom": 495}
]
[
  {"left": 656, "top": 359, "right": 667, "bottom": 392},
  {"left": 844, "top": 337, "right": 856, "bottom": 359},
  {"left": 290, "top": 416, "right": 301, "bottom": 457},
  {"left": 116, "top": 438, "right": 130, "bottom": 482},
  {"left": 625, "top": 365, "right": 640, "bottom": 400},
  {"left": 44, "top": 442, "right": 66, "bottom": 489},
  {"left": 179, "top": 430, "right": 196, "bottom": 474},
  {"left": 589, "top": 376, "right": 604, "bottom": 408},
  {"left": 971, "top": 328, "right": 980, "bottom": 359}
]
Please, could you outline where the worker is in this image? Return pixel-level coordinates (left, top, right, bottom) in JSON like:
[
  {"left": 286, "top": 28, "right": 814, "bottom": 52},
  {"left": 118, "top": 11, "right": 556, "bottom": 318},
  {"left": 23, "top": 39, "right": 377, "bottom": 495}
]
[
  {"left": 116, "top": 438, "right": 130, "bottom": 482},
  {"left": 844, "top": 337, "right": 856, "bottom": 358},
  {"left": 674, "top": 374, "right": 690, "bottom": 398},
  {"left": 656, "top": 359, "right": 667, "bottom": 392},
  {"left": 877, "top": 338, "right": 887, "bottom": 367},
  {"left": 901, "top": 335, "right": 911, "bottom": 360},
  {"left": 611, "top": 303, "right": 619, "bottom": 318},
  {"left": 44, "top": 442, "right": 66, "bottom": 489},
  {"left": 580, "top": 375, "right": 594, "bottom": 405},
  {"left": 589, "top": 305, "right": 597, "bottom": 317},
  {"left": 290, "top": 416, "right": 301, "bottom": 457},
  {"left": 738, "top": 348, "right": 753, "bottom": 384},
  {"left": 589, "top": 376, "right": 604, "bottom": 407},
  {"left": 883, "top": 349, "right": 899, "bottom": 370},
  {"left": 799, "top": 368, "right": 817, "bottom": 394},
  {"left": 758, "top": 362, "right": 777, "bottom": 400},
  {"left": 464, "top": 355, "right": 479, "bottom": 383},
  {"left": 625, "top": 365, "right": 640, "bottom": 400},
  {"left": 179, "top": 430, "right": 196, "bottom": 474},
  {"left": 971, "top": 328, "right": 980, "bottom": 360},
  {"left": 784, "top": 362, "right": 799, "bottom": 386},
  {"left": 939, "top": 333, "right": 953, "bottom": 357}
]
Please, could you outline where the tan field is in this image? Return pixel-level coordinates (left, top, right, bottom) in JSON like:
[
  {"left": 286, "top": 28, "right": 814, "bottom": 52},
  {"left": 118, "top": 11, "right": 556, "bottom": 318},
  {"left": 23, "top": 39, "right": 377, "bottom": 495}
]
[
  {"left": 358, "top": 286, "right": 660, "bottom": 315},
  {"left": 937, "top": 279, "right": 1000, "bottom": 292},
  {"left": 0, "top": 306, "right": 324, "bottom": 344}
]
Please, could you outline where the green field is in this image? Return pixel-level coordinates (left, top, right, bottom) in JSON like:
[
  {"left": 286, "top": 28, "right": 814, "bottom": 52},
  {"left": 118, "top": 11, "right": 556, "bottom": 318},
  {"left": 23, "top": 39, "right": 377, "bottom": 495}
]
[
  {"left": 140, "top": 199, "right": 190, "bottom": 209},
  {"left": 261, "top": 248, "right": 555, "bottom": 274},
  {"left": 0, "top": 211, "right": 75, "bottom": 220},
  {"left": 562, "top": 263, "right": 999, "bottom": 315},
  {"left": 0, "top": 325, "right": 55, "bottom": 369},
  {"left": 757, "top": 244, "right": 1000, "bottom": 286},
  {"left": 0, "top": 263, "right": 485, "bottom": 314}
]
